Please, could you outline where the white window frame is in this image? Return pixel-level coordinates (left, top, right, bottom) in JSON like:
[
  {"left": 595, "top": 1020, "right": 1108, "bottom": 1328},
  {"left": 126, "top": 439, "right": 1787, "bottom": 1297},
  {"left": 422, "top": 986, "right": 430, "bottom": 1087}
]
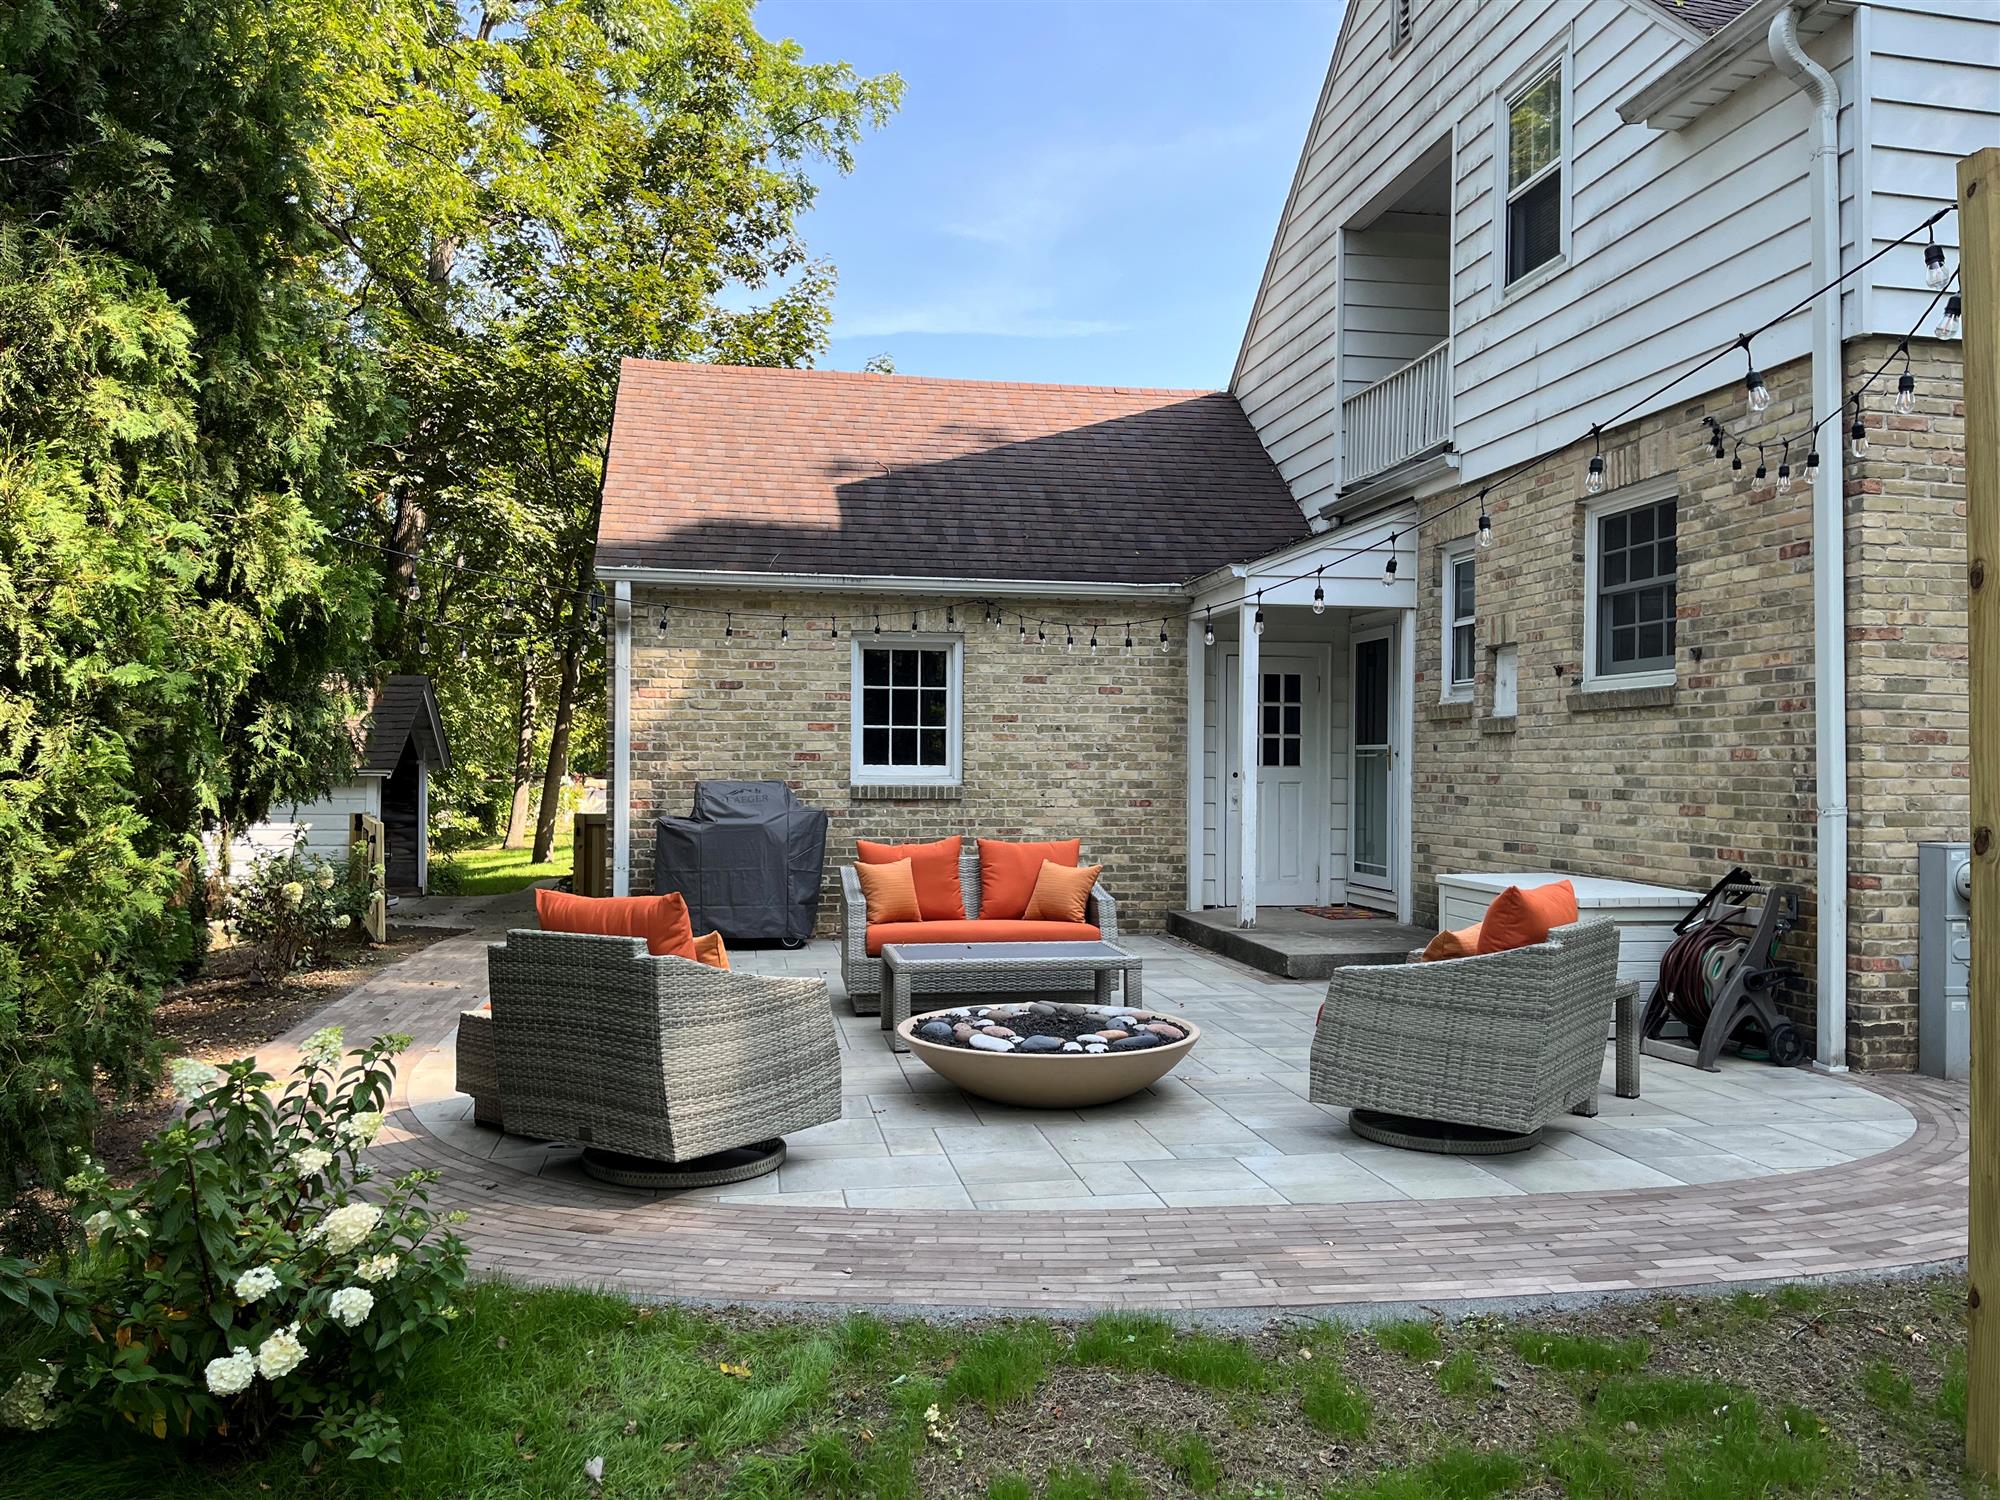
[
  {"left": 1581, "top": 477, "right": 1679, "bottom": 693},
  {"left": 1493, "top": 44, "right": 1573, "bottom": 299},
  {"left": 1441, "top": 543, "right": 1476, "bottom": 701},
  {"left": 849, "top": 633, "right": 963, "bottom": 786}
]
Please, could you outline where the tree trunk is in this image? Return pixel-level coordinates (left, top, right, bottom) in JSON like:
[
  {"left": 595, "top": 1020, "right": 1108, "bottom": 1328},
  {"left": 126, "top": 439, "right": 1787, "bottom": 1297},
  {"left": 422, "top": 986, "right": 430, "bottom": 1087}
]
[
  {"left": 531, "top": 631, "right": 582, "bottom": 864},
  {"left": 501, "top": 653, "right": 537, "bottom": 849}
]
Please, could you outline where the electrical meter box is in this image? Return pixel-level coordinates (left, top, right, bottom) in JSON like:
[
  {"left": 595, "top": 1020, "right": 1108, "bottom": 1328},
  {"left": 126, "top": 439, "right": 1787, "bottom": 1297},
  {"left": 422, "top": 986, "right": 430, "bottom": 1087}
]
[{"left": 1918, "top": 841, "right": 1972, "bottom": 1081}]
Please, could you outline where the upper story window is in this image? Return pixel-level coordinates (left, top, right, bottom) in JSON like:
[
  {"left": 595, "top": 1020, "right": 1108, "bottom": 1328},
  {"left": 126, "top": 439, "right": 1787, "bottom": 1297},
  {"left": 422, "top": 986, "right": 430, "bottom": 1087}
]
[
  {"left": 1443, "top": 546, "right": 1476, "bottom": 698},
  {"left": 1504, "top": 62, "right": 1564, "bottom": 285},
  {"left": 1584, "top": 484, "right": 1678, "bottom": 689},
  {"left": 851, "top": 636, "right": 962, "bottom": 786}
]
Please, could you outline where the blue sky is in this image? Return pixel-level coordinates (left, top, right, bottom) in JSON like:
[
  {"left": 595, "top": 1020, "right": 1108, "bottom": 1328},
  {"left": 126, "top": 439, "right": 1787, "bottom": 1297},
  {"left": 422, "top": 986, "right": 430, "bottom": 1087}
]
[{"left": 758, "top": 0, "right": 1346, "bottom": 390}]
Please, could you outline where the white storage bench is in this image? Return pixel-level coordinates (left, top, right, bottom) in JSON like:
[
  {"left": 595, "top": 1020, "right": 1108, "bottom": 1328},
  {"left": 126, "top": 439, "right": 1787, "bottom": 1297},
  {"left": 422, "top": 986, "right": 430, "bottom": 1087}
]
[{"left": 1436, "top": 870, "right": 1699, "bottom": 1003}]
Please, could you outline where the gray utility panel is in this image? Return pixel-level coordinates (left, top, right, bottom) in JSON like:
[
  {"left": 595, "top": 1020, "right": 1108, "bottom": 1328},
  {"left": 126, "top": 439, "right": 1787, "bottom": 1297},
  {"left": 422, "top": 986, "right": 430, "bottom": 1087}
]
[
  {"left": 654, "top": 780, "right": 829, "bottom": 945},
  {"left": 1918, "top": 841, "right": 1971, "bottom": 1082}
]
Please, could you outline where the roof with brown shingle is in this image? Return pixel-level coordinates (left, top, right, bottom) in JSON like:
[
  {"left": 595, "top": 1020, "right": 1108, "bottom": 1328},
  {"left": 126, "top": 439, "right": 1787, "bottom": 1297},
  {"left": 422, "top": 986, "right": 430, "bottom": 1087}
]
[
  {"left": 1650, "top": 0, "right": 1757, "bottom": 34},
  {"left": 595, "top": 361, "right": 1309, "bottom": 587}
]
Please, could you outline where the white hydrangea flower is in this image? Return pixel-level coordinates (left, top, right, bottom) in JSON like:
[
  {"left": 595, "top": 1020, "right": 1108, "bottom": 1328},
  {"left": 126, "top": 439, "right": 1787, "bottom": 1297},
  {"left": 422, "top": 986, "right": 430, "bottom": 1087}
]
[
  {"left": 167, "top": 1057, "right": 223, "bottom": 1102},
  {"left": 281, "top": 881, "right": 306, "bottom": 907},
  {"left": 291, "top": 1146, "right": 333, "bottom": 1177},
  {"left": 234, "top": 1265, "right": 280, "bottom": 1303},
  {"left": 0, "top": 1365, "right": 58, "bottom": 1431},
  {"left": 327, "top": 1287, "right": 375, "bottom": 1328},
  {"left": 83, "top": 1210, "right": 115, "bottom": 1236},
  {"left": 309, "top": 1202, "right": 383, "bottom": 1255},
  {"left": 332, "top": 913, "right": 351, "bottom": 930},
  {"left": 301, "top": 1026, "right": 345, "bottom": 1067},
  {"left": 339, "top": 1112, "right": 384, "bottom": 1145},
  {"left": 354, "top": 1253, "right": 400, "bottom": 1284},
  {"left": 256, "top": 1324, "right": 307, "bottom": 1381},
  {"left": 203, "top": 1348, "right": 256, "bottom": 1397},
  {"left": 315, "top": 865, "right": 336, "bottom": 889}
]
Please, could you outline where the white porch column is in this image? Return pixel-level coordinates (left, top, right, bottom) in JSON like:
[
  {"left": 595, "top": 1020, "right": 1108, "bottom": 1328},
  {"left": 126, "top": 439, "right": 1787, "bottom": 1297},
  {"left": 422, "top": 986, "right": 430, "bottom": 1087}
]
[
  {"left": 611, "top": 581, "right": 632, "bottom": 897},
  {"left": 1395, "top": 608, "right": 1416, "bottom": 925},
  {"left": 1236, "top": 601, "right": 1260, "bottom": 927},
  {"left": 1185, "top": 616, "right": 1205, "bottom": 911}
]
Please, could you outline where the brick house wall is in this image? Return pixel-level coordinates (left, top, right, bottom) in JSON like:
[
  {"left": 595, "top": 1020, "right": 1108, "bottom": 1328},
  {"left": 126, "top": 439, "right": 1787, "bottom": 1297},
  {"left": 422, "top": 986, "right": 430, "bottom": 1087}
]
[
  {"left": 624, "top": 587, "right": 1189, "bottom": 934},
  {"left": 1410, "top": 346, "right": 1967, "bottom": 1070}
]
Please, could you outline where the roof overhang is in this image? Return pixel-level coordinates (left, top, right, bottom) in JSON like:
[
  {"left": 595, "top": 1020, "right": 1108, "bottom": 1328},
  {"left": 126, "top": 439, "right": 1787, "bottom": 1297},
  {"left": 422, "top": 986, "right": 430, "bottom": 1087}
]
[
  {"left": 1619, "top": 0, "right": 1845, "bottom": 131},
  {"left": 1186, "top": 502, "right": 1420, "bottom": 612},
  {"left": 593, "top": 564, "right": 1186, "bottom": 601}
]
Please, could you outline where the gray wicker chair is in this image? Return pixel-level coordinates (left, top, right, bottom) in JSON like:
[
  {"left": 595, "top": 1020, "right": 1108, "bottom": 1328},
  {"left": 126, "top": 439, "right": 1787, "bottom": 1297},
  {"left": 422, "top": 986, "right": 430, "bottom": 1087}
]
[
  {"left": 837, "top": 848, "right": 1117, "bottom": 1014},
  {"left": 1308, "top": 919, "right": 1620, "bottom": 1150},
  {"left": 473, "top": 929, "right": 841, "bottom": 1186}
]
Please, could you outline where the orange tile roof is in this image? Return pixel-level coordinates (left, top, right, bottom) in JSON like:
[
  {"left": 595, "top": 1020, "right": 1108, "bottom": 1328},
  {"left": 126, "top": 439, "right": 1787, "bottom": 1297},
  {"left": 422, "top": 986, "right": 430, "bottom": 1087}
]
[{"left": 596, "top": 360, "right": 1308, "bottom": 586}]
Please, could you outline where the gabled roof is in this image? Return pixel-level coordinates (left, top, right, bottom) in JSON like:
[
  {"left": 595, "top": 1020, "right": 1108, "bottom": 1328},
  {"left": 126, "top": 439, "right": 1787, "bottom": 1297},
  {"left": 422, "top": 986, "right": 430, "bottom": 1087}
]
[
  {"left": 357, "top": 675, "right": 449, "bottom": 776},
  {"left": 1648, "top": 0, "right": 1756, "bottom": 35},
  {"left": 596, "top": 361, "right": 1310, "bottom": 588}
]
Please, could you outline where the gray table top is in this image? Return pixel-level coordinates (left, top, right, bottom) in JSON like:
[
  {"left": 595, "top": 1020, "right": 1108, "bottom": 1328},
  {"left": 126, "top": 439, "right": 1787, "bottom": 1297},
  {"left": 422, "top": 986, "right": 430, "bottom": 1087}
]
[{"left": 879, "top": 940, "right": 1138, "bottom": 967}]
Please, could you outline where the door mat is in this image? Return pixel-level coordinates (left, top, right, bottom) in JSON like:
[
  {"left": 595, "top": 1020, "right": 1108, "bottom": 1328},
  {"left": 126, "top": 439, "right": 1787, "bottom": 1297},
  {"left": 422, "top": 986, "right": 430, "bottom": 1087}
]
[{"left": 1297, "top": 904, "right": 1392, "bottom": 921}]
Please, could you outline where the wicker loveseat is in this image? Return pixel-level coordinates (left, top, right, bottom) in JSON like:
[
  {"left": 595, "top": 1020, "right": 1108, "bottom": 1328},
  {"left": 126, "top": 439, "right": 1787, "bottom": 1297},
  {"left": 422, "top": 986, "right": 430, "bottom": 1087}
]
[
  {"left": 459, "top": 929, "right": 841, "bottom": 1185},
  {"left": 1308, "top": 919, "right": 1620, "bottom": 1148},
  {"left": 838, "top": 848, "right": 1117, "bottom": 1014}
]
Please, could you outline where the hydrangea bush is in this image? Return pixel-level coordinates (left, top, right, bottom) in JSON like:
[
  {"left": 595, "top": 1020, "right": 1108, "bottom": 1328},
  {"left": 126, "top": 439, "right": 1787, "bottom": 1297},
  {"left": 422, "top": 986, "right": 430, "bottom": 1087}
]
[
  {"left": 0, "top": 1029, "right": 466, "bottom": 1464},
  {"left": 223, "top": 836, "right": 373, "bottom": 982}
]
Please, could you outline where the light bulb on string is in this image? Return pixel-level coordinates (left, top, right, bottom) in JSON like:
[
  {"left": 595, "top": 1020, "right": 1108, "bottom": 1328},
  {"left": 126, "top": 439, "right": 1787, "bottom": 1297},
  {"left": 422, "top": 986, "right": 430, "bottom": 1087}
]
[
  {"left": 656, "top": 606, "right": 669, "bottom": 636},
  {"left": 910, "top": 609, "right": 919, "bottom": 631},
  {"left": 1089, "top": 625, "right": 1100, "bottom": 654},
  {"left": 1897, "top": 371, "right": 1916, "bottom": 414},
  {"left": 1731, "top": 443, "right": 1744, "bottom": 473},
  {"left": 1753, "top": 448, "right": 1767, "bottom": 482},
  {"left": 1311, "top": 566, "right": 1325, "bottom": 615},
  {"left": 1158, "top": 624, "right": 1171, "bottom": 653},
  {"left": 1744, "top": 344, "right": 1771, "bottom": 412},
  {"left": 946, "top": 604, "right": 956, "bottom": 629},
  {"left": 779, "top": 617, "right": 790, "bottom": 643},
  {"left": 1584, "top": 427, "right": 1605, "bottom": 494},
  {"left": 1252, "top": 593, "right": 1265, "bottom": 635},
  {"left": 1381, "top": 537, "right": 1398, "bottom": 588},
  {"left": 1776, "top": 457, "right": 1793, "bottom": 495},
  {"left": 1849, "top": 402, "right": 1869, "bottom": 460},
  {"left": 1937, "top": 294, "right": 1962, "bottom": 340},
  {"left": 1065, "top": 624, "right": 1076, "bottom": 653},
  {"left": 829, "top": 619, "right": 840, "bottom": 640},
  {"left": 873, "top": 610, "right": 881, "bottom": 636},
  {"left": 724, "top": 611, "right": 734, "bottom": 640},
  {"left": 1037, "top": 623, "right": 1048, "bottom": 647},
  {"left": 1203, "top": 610, "right": 1215, "bottom": 648},
  {"left": 1122, "top": 625, "right": 1133, "bottom": 651},
  {"left": 1018, "top": 618, "right": 1028, "bottom": 644},
  {"left": 1806, "top": 447, "right": 1820, "bottom": 477},
  {"left": 1924, "top": 232, "right": 1950, "bottom": 292}
]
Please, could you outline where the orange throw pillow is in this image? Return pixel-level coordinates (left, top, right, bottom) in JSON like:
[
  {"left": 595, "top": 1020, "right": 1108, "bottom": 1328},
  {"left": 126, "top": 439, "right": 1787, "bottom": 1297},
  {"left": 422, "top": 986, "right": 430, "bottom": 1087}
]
[
  {"left": 977, "top": 838, "right": 1081, "bottom": 919},
  {"left": 691, "top": 931, "right": 731, "bottom": 970},
  {"left": 1474, "top": 880, "right": 1580, "bottom": 955},
  {"left": 534, "top": 887, "right": 696, "bottom": 959},
  {"left": 854, "top": 857, "right": 922, "bottom": 925},
  {"left": 1022, "top": 860, "right": 1102, "bottom": 924},
  {"left": 856, "top": 835, "right": 965, "bottom": 920},
  {"left": 1420, "top": 923, "right": 1483, "bottom": 962}
]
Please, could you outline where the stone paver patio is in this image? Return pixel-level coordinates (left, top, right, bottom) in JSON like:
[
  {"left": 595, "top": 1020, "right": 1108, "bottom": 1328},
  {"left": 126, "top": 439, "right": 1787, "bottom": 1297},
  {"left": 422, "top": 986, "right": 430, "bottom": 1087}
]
[{"left": 285, "top": 900, "right": 1968, "bottom": 1314}]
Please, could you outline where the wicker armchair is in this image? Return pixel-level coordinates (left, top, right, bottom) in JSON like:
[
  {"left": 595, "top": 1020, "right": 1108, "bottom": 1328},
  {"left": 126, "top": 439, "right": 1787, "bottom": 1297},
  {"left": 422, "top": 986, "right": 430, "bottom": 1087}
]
[
  {"left": 1308, "top": 920, "right": 1620, "bottom": 1142},
  {"left": 472, "top": 930, "right": 841, "bottom": 1181},
  {"left": 837, "top": 848, "right": 1118, "bottom": 1014}
]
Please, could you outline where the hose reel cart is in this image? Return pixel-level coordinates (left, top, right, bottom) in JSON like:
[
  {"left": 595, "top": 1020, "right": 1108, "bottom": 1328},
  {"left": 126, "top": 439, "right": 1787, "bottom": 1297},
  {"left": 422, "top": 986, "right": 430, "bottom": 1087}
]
[{"left": 1641, "top": 866, "right": 1808, "bottom": 1071}]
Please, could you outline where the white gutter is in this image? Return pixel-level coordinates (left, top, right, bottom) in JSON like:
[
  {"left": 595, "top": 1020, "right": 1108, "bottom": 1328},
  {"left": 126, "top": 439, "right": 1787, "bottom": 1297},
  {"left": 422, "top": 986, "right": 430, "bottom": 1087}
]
[
  {"left": 594, "top": 564, "right": 1184, "bottom": 601},
  {"left": 611, "top": 581, "right": 632, "bottom": 898},
  {"left": 1769, "top": 6, "right": 1848, "bottom": 1073}
]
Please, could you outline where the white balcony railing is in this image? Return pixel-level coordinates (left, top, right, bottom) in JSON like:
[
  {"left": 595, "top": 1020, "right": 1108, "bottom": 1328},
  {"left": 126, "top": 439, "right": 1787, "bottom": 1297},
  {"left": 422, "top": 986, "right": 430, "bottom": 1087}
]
[{"left": 1342, "top": 339, "right": 1451, "bottom": 485}]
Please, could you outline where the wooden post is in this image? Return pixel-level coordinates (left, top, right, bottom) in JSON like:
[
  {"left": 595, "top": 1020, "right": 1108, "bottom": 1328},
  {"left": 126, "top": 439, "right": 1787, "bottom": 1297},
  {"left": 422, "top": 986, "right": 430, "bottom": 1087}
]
[
  {"left": 348, "top": 813, "right": 387, "bottom": 943},
  {"left": 1961, "top": 143, "right": 2000, "bottom": 1479},
  {"left": 573, "top": 811, "right": 609, "bottom": 899}
]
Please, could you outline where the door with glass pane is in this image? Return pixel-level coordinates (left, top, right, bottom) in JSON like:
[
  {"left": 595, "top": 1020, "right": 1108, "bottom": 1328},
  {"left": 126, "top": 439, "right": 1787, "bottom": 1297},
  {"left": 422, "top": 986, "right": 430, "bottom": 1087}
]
[
  {"left": 1219, "top": 649, "right": 1324, "bottom": 907},
  {"left": 1349, "top": 629, "right": 1394, "bottom": 893}
]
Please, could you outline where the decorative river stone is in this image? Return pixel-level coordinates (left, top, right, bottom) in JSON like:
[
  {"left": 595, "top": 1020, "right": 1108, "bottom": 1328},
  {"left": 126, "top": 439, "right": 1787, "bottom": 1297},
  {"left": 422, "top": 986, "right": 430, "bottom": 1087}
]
[{"left": 915, "top": 1021, "right": 955, "bottom": 1044}]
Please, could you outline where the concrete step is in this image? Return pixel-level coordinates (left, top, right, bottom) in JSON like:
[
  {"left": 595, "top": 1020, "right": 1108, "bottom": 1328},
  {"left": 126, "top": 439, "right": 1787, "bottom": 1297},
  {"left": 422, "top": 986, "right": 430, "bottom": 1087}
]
[{"left": 1165, "top": 907, "right": 1429, "bottom": 981}]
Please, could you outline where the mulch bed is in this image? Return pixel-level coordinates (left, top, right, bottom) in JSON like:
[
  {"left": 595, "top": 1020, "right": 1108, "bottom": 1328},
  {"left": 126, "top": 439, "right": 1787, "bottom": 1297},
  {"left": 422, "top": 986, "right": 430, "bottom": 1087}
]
[{"left": 90, "top": 925, "right": 465, "bottom": 1180}]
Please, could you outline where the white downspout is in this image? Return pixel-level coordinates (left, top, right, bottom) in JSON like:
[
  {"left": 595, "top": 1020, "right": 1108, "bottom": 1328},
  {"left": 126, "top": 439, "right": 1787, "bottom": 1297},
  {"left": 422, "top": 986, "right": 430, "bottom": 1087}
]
[
  {"left": 611, "top": 581, "right": 633, "bottom": 898},
  {"left": 1769, "top": 7, "right": 1848, "bottom": 1072}
]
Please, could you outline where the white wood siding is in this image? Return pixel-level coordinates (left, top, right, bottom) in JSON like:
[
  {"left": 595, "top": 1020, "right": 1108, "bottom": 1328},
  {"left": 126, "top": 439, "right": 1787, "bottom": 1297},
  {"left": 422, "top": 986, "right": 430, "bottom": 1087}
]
[
  {"left": 1341, "top": 221, "right": 1451, "bottom": 397},
  {"left": 1857, "top": 3, "right": 2000, "bottom": 336},
  {"left": 213, "top": 781, "right": 382, "bottom": 878}
]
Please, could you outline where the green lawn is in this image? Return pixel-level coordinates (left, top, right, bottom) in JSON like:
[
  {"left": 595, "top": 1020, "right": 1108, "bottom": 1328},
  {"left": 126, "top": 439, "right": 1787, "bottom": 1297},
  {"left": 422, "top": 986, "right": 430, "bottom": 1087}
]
[
  {"left": 1, "top": 1274, "right": 1984, "bottom": 1499},
  {"left": 439, "top": 826, "right": 576, "bottom": 895}
]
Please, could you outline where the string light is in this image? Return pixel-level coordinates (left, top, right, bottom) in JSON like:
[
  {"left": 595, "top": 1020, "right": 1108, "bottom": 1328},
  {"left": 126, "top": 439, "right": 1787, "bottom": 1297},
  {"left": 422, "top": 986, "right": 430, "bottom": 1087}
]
[
  {"left": 873, "top": 610, "right": 881, "bottom": 636},
  {"left": 1937, "top": 294, "right": 1962, "bottom": 340},
  {"left": 779, "top": 616, "right": 790, "bottom": 643},
  {"left": 1585, "top": 427, "right": 1606, "bottom": 494},
  {"left": 1252, "top": 592, "right": 1265, "bottom": 635},
  {"left": 1158, "top": 624, "right": 1170, "bottom": 652},
  {"left": 1806, "top": 446, "right": 1820, "bottom": 476},
  {"left": 1037, "top": 623, "right": 1048, "bottom": 647},
  {"left": 1476, "top": 491, "right": 1492, "bottom": 549},
  {"left": 1089, "top": 625, "right": 1100, "bottom": 653},
  {"left": 1311, "top": 566, "right": 1325, "bottom": 615},
  {"left": 1704, "top": 417, "right": 1727, "bottom": 460},
  {"left": 946, "top": 603, "right": 956, "bottom": 628},
  {"left": 1776, "top": 442, "right": 1793, "bottom": 495},
  {"left": 1896, "top": 369, "right": 1916, "bottom": 415},
  {"left": 1381, "top": 537, "right": 1398, "bottom": 587},
  {"left": 1743, "top": 343, "right": 1772, "bottom": 412},
  {"left": 1754, "top": 446, "right": 1767, "bottom": 482},
  {"left": 1849, "top": 399, "right": 1868, "bottom": 460},
  {"left": 1018, "top": 617, "right": 1027, "bottom": 644},
  {"left": 829, "top": 619, "right": 840, "bottom": 639},
  {"left": 1924, "top": 228, "right": 1950, "bottom": 291},
  {"left": 1064, "top": 624, "right": 1076, "bottom": 652},
  {"left": 1731, "top": 442, "right": 1744, "bottom": 473},
  {"left": 656, "top": 606, "right": 669, "bottom": 636},
  {"left": 1122, "top": 624, "right": 1133, "bottom": 651}
]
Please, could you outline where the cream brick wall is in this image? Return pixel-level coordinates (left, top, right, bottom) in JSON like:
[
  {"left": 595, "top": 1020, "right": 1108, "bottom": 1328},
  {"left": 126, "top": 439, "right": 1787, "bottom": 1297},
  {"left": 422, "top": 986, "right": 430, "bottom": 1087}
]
[
  {"left": 1411, "top": 347, "right": 1967, "bottom": 1071},
  {"left": 623, "top": 589, "right": 1189, "bottom": 933}
]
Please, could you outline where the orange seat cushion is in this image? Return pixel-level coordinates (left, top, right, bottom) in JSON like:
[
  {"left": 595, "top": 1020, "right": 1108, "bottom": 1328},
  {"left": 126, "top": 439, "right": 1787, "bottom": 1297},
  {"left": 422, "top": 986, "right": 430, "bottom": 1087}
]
[
  {"left": 1474, "top": 880, "right": 1580, "bottom": 956},
  {"left": 691, "top": 931, "right": 730, "bottom": 970},
  {"left": 865, "top": 918, "right": 1099, "bottom": 957},
  {"left": 856, "top": 835, "right": 966, "bottom": 921},
  {"left": 1022, "top": 860, "right": 1103, "bottom": 924},
  {"left": 976, "top": 838, "right": 1081, "bottom": 920},
  {"left": 535, "top": 888, "right": 696, "bottom": 959},
  {"left": 1420, "top": 923, "right": 1483, "bottom": 962},
  {"left": 854, "top": 858, "right": 923, "bottom": 925}
]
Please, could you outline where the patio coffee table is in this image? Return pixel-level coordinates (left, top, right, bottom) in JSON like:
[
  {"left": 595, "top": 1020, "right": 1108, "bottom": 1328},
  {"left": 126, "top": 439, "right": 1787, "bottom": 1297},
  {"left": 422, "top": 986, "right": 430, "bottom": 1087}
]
[{"left": 879, "top": 941, "right": 1144, "bottom": 1052}]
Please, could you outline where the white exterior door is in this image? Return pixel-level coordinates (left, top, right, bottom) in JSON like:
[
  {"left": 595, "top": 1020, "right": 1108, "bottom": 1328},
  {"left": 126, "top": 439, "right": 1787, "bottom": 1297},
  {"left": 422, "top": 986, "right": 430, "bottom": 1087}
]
[
  {"left": 1349, "top": 627, "right": 1395, "bottom": 895},
  {"left": 1221, "top": 649, "right": 1325, "bottom": 907}
]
